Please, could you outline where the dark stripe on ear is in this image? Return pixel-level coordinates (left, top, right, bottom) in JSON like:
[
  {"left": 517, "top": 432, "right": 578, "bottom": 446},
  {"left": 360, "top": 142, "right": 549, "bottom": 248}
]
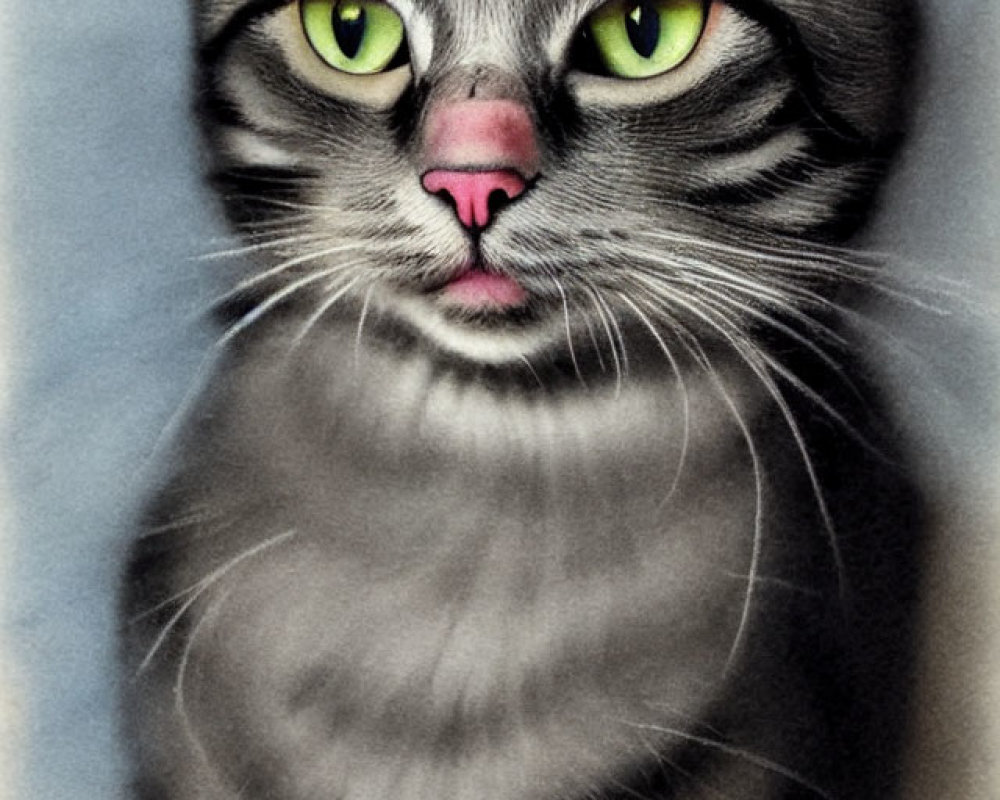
[
  {"left": 199, "top": 0, "right": 294, "bottom": 67},
  {"left": 723, "top": 0, "right": 870, "bottom": 146}
]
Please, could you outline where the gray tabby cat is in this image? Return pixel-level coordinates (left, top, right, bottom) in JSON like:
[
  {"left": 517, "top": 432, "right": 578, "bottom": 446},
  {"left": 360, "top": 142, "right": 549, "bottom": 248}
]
[{"left": 121, "top": 1, "right": 923, "bottom": 798}]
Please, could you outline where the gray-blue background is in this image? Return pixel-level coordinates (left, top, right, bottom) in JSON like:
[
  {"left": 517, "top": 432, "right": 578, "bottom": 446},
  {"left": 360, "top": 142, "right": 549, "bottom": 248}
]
[{"left": 2, "top": 2, "right": 998, "bottom": 798}]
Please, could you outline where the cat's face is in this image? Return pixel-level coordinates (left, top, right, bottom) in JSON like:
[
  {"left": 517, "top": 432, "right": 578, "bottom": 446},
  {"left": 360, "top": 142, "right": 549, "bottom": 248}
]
[{"left": 196, "top": 0, "right": 912, "bottom": 366}]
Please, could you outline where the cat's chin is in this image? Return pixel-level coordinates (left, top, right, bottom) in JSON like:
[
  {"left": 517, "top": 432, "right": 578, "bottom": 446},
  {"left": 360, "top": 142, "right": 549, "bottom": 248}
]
[{"left": 375, "top": 285, "right": 565, "bottom": 365}]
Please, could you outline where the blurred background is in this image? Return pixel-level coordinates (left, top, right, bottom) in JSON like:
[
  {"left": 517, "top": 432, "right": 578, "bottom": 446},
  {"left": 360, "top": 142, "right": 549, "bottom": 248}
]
[{"left": 0, "top": 1, "right": 997, "bottom": 797}]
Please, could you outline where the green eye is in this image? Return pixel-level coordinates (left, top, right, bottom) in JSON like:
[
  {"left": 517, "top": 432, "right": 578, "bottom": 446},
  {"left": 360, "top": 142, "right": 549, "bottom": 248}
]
[
  {"left": 301, "top": 0, "right": 407, "bottom": 75},
  {"left": 585, "top": 0, "right": 706, "bottom": 79}
]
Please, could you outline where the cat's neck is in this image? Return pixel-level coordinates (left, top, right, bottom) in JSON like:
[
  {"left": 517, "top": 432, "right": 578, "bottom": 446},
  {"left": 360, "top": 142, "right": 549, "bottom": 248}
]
[
  {"left": 223, "top": 311, "right": 756, "bottom": 472},
  {"left": 200, "top": 315, "right": 767, "bottom": 582}
]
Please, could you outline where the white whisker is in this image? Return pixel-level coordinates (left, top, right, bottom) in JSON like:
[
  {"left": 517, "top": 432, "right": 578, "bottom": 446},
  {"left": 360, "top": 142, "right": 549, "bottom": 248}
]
[
  {"left": 222, "top": 194, "right": 337, "bottom": 214},
  {"left": 638, "top": 285, "right": 846, "bottom": 600},
  {"left": 620, "top": 288, "right": 764, "bottom": 667},
  {"left": 135, "top": 530, "right": 298, "bottom": 674},
  {"left": 580, "top": 307, "right": 608, "bottom": 374},
  {"left": 209, "top": 242, "right": 368, "bottom": 312},
  {"left": 137, "top": 509, "right": 216, "bottom": 541},
  {"left": 582, "top": 282, "right": 624, "bottom": 396},
  {"left": 553, "top": 276, "right": 585, "bottom": 385},
  {"left": 615, "top": 293, "right": 691, "bottom": 507},
  {"left": 195, "top": 232, "right": 328, "bottom": 262},
  {"left": 518, "top": 354, "right": 545, "bottom": 389},
  {"left": 615, "top": 719, "right": 834, "bottom": 799},
  {"left": 290, "top": 275, "right": 363, "bottom": 350},
  {"left": 354, "top": 284, "right": 375, "bottom": 370},
  {"left": 732, "top": 340, "right": 845, "bottom": 598},
  {"left": 688, "top": 336, "right": 764, "bottom": 671},
  {"left": 626, "top": 270, "right": 875, "bottom": 446},
  {"left": 174, "top": 588, "right": 234, "bottom": 794},
  {"left": 217, "top": 266, "right": 347, "bottom": 348}
]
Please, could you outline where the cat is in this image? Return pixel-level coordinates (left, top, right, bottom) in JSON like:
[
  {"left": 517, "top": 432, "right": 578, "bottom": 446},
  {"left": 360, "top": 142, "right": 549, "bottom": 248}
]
[{"left": 120, "top": 1, "right": 924, "bottom": 798}]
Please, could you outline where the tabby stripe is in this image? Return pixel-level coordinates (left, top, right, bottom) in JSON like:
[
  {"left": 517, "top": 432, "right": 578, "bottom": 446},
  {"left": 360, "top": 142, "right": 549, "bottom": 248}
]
[
  {"left": 802, "top": 169, "right": 894, "bottom": 242},
  {"left": 682, "top": 153, "right": 819, "bottom": 208},
  {"left": 197, "top": 83, "right": 251, "bottom": 129},
  {"left": 195, "top": 1, "right": 295, "bottom": 133},
  {"left": 742, "top": 171, "right": 861, "bottom": 239},
  {"left": 698, "top": 130, "right": 808, "bottom": 183},
  {"left": 658, "top": 52, "right": 786, "bottom": 129},
  {"left": 220, "top": 126, "right": 301, "bottom": 167},
  {"left": 208, "top": 164, "right": 313, "bottom": 190},
  {"left": 798, "top": 119, "right": 902, "bottom": 163},
  {"left": 701, "top": 52, "right": 786, "bottom": 107},
  {"left": 688, "top": 92, "right": 798, "bottom": 157},
  {"left": 207, "top": 164, "right": 314, "bottom": 229}
]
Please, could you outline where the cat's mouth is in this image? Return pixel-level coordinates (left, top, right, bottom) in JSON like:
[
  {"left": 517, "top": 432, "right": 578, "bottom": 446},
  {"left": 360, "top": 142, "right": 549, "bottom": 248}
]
[
  {"left": 385, "top": 260, "right": 563, "bottom": 362},
  {"left": 419, "top": 260, "right": 537, "bottom": 322},
  {"left": 436, "top": 267, "right": 528, "bottom": 311}
]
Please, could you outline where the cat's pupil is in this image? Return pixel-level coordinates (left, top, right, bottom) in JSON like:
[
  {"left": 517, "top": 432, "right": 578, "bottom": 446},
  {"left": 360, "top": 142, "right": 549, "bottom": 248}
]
[
  {"left": 625, "top": 2, "right": 660, "bottom": 59},
  {"left": 332, "top": 1, "right": 366, "bottom": 59}
]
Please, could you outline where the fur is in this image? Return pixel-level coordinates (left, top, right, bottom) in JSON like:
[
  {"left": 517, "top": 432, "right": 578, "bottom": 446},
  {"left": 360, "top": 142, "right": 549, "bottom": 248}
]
[{"left": 121, "top": 2, "right": 923, "bottom": 798}]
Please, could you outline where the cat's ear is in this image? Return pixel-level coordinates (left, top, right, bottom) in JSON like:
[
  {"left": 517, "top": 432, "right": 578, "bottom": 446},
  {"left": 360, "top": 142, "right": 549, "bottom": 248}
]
[{"left": 780, "top": 0, "right": 918, "bottom": 144}]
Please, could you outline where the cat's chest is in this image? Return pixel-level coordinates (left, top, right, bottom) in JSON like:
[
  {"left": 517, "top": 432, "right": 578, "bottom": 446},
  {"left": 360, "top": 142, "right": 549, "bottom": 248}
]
[
  {"left": 210, "top": 337, "right": 754, "bottom": 573},
  {"left": 176, "top": 340, "right": 763, "bottom": 799}
]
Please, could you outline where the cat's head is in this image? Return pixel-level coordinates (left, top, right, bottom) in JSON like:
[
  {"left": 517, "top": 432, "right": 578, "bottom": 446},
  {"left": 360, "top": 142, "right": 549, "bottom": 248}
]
[{"left": 195, "top": 0, "right": 914, "bottom": 366}]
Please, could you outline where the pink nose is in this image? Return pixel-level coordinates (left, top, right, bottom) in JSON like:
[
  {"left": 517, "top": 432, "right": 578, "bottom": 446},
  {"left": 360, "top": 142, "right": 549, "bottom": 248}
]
[
  {"left": 421, "top": 170, "right": 527, "bottom": 230},
  {"left": 420, "top": 98, "right": 539, "bottom": 230}
]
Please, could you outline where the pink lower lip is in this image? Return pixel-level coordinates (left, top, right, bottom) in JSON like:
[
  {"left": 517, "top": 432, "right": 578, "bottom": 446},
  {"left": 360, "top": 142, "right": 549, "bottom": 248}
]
[{"left": 441, "top": 269, "right": 528, "bottom": 309}]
